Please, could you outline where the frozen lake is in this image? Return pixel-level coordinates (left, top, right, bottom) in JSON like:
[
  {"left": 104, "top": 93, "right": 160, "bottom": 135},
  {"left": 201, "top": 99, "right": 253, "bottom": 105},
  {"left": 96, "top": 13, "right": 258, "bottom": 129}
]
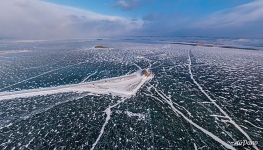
[{"left": 0, "top": 39, "right": 262, "bottom": 149}]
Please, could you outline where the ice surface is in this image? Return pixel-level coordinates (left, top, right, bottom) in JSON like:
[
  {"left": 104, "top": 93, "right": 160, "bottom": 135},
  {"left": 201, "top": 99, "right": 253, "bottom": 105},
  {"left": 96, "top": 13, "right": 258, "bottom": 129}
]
[{"left": 0, "top": 39, "right": 262, "bottom": 149}]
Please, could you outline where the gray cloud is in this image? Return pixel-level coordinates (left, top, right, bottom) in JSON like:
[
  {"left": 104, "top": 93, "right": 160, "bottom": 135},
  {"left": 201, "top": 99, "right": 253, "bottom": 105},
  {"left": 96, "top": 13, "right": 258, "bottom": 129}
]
[{"left": 0, "top": 0, "right": 143, "bottom": 40}]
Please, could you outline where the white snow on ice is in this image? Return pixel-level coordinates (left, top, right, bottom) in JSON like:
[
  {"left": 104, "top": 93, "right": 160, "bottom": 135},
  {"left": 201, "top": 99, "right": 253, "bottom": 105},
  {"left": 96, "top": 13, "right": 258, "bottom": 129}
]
[
  {"left": 0, "top": 69, "right": 154, "bottom": 101},
  {"left": 125, "top": 111, "right": 146, "bottom": 121}
]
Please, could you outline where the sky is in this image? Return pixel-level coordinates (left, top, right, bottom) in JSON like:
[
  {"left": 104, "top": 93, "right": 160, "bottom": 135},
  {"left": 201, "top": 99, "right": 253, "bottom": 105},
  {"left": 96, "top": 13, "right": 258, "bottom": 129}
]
[{"left": 0, "top": 0, "right": 263, "bottom": 40}]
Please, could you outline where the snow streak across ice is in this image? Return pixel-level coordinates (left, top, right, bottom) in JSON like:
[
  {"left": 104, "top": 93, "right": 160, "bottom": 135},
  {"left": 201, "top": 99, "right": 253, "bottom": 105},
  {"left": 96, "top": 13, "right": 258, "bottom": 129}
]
[{"left": 0, "top": 70, "right": 154, "bottom": 101}]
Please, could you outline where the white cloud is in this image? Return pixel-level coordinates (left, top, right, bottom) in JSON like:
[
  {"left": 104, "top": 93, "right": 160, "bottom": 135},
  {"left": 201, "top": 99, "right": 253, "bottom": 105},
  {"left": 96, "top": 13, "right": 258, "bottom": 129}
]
[
  {"left": 0, "top": 0, "right": 143, "bottom": 40},
  {"left": 196, "top": 0, "right": 263, "bottom": 28},
  {"left": 115, "top": 0, "right": 140, "bottom": 10},
  {"left": 167, "top": 0, "right": 263, "bottom": 38}
]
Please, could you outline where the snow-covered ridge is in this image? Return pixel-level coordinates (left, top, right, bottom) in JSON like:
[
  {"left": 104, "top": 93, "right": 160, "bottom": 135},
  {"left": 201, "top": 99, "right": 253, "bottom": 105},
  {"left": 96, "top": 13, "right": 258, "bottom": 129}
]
[{"left": 0, "top": 69, "right": 154, "bottom": 101}]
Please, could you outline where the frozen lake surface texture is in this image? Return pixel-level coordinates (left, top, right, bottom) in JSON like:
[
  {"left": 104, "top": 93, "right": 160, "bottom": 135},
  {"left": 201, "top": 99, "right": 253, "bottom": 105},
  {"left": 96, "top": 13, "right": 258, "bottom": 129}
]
[{"left": 0, "top": 39, "right": 262, "bottom": 150}]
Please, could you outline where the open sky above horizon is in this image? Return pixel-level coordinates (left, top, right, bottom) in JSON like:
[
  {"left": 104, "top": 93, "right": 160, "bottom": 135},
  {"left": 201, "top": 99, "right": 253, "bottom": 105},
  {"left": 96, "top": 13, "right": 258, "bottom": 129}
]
[
  {"left": 1, "top": 0, "right": 263, "bottom": 39},
  {"left": 47, "top": 0, "right": 250, "bottom": 18}
]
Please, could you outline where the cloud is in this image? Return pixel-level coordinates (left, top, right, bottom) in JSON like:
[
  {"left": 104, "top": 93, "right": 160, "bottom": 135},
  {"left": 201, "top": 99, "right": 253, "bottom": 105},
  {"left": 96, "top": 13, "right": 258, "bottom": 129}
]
[
  {"left": 114, "top": 0, "right": 140, "bottom": 10},
  {"left": 1, "top": 0, "right": 262, "bottom": 40},
  {"left": 192, "top": 0, "right": 263, "bottom": 37},
  {"left": 0, "top": 0, "right": 143, "bottom": 40},
  {"left": 136, "top": 0, "right": 263, "bottom": 38}
]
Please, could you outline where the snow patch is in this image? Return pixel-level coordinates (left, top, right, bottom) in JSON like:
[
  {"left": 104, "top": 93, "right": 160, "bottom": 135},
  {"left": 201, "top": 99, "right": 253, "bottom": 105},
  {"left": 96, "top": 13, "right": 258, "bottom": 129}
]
[{"left": 125, "top": 111, "right": 146, "bottom": 121}]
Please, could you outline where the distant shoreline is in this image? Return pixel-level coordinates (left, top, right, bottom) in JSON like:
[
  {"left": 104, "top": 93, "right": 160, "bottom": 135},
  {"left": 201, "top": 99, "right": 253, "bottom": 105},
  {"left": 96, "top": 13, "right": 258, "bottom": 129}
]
[{"left": 170, "top": 42, "right": 261, "bottom": 51}]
